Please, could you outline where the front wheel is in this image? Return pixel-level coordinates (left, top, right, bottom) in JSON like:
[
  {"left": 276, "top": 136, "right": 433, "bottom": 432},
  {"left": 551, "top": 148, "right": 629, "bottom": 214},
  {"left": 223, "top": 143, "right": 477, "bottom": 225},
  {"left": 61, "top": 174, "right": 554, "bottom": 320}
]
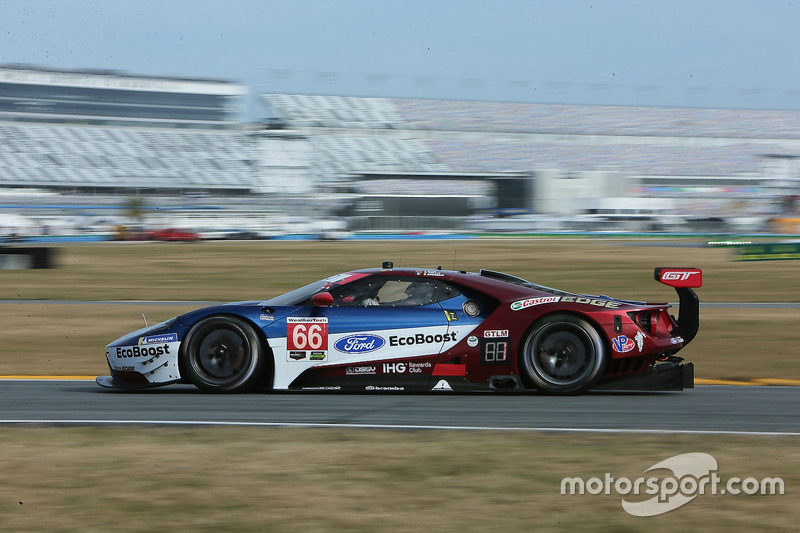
[
  {"left": 182, "top": 316, "right": 265, "bottom": 392},
  {"left": 520, "top": 314, "right": 607, "bottom": 395}
]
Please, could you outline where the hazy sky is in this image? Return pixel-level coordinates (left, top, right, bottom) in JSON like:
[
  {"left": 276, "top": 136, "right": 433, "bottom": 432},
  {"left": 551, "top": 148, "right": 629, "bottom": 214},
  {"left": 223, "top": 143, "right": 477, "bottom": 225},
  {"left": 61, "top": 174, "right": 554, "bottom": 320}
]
[{"left": 3, "top": 0, "right": 800, "bottom": 116}]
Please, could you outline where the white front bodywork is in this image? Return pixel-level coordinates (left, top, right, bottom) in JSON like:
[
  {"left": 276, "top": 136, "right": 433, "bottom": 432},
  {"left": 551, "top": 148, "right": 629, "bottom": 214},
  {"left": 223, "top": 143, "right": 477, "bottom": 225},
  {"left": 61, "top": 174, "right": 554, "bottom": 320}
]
[{"left": 106, "top": 335, "right": 182, "bottom": 385}]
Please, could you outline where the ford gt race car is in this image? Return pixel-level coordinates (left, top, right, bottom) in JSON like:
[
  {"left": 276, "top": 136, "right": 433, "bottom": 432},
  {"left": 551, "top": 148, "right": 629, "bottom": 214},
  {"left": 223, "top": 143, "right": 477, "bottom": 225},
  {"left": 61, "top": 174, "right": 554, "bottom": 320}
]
[{"left": 97, "top": 263, "right": 702, "bottom": 395}]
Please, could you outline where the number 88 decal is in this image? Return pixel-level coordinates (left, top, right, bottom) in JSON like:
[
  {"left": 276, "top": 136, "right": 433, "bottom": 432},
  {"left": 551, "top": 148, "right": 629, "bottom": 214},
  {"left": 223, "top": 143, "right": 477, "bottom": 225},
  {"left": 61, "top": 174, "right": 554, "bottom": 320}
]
[{"left": 482, "top": 339, "right": 508, "bottom": 365}]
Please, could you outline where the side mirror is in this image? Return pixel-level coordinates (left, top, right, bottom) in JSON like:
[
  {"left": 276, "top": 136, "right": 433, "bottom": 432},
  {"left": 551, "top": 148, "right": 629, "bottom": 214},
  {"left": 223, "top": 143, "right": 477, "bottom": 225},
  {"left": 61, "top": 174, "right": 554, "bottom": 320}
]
[{"left": 311, "top": 291, "right": 334, "bottom": 307}]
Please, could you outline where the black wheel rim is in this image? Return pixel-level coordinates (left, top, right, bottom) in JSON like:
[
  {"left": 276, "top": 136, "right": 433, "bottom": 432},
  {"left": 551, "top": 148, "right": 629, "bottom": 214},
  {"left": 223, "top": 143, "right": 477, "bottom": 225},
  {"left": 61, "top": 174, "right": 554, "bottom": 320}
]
[
  {"left": 528, "top": 322, "right": 596, "bottom": 387},
  {"left": 191, "top": 323, "right": 251, "bottom": 385}
]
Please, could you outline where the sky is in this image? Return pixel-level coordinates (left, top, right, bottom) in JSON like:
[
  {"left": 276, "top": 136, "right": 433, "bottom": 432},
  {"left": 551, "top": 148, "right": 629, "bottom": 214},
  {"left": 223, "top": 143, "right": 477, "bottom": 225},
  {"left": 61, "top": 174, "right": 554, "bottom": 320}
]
[{"left": 3, "top": 0, "right": 800, "bottom": 118}]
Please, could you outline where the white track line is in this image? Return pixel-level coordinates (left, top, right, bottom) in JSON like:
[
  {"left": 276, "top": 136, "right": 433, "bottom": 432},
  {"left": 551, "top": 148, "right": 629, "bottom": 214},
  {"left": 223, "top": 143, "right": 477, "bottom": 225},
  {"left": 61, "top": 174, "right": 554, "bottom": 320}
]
[{"left": 1, "top": 419, "right": 799, "bottom": 436}]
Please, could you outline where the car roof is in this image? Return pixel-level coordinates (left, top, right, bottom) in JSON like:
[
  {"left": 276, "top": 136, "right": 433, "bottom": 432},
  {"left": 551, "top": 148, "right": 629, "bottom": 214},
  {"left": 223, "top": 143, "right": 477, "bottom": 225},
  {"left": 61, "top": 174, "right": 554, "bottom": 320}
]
[{"left": 348, "top": 265, "right": 557, "bottom": 300}]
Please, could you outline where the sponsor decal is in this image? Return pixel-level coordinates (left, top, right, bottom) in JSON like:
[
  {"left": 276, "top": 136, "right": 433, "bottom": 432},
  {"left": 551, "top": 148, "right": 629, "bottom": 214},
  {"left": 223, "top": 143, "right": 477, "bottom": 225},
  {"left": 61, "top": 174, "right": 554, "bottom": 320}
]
[
  {"left": 365, "top": 385, "right": 405, "bottom": 391},
  {"left": 417, "top": 269, "right": 445, "bottom": 277},
  {"left": 670, "top": 336, "right": 684, "bottom": 345},
  {"left": 139, "top": 333, "right": 177, "bottom": 345},
  {"left": 432, "top": 380, "right": 453, "bottom": 391},
  {"left": 466, "top": 335, "right": 479, "bottom": 348},
  {"left": 334, "top": 334, "right": 385, "bottom": 354},
  {"left": 287, "top": 317, "right": 328, "bottom": 361},
  {"left": 115, "top": 344, "right": 171, "bottom": 358},
  {"left": 382, "top": 361, "right": 432, "bottom": 374},
  {"left": 389, "top": 331, "right": 457, "bottom": 346},
  {"left": 259, "top": 313, "right": 275, "bottom": 321},
  {"left": 511, "top": 296, "right": 561, "bottom": 311},
  {"left": 511, "top": 295, "right": 624, "bottom": 310},
  {"left": 301, "top": 386, "right": 341, "bottom": 391},
  {"left": 383, "top": 362, "right": 407, "bottom": 374},
  {"left": 444, "top": 310, "right": 459, "bottom": 321},
  {"left": 560, "top": 296, "right": 621, "bottom": 309},
  {"left": 484, "top": 329, "right": 509, "bottom": 338},
  {"left": 408, "top": 361, "right": 432, "bottom": 373},
  {"left": 635, "top": 331, "right": 645, "bottom": 351},
  {"left": 346, "top": 365, "right": 377, "bottom": 375},
  {"left": 612, "top": 335, "right": 635, "bottom": 353}
]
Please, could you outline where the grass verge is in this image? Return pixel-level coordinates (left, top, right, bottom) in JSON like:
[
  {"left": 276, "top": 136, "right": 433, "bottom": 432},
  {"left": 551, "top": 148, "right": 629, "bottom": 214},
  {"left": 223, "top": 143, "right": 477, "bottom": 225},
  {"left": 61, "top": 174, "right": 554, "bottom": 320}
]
[{"left": 0, "top": 427, "right": 797, "bottom": 532}]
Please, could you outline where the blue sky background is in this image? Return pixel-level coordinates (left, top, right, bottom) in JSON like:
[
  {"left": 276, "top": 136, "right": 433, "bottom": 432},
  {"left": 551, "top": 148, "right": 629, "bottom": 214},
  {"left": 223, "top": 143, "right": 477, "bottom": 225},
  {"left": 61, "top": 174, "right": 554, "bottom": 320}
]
[{"left": 3, "top": 0, "right": 800, "bottom": 117}]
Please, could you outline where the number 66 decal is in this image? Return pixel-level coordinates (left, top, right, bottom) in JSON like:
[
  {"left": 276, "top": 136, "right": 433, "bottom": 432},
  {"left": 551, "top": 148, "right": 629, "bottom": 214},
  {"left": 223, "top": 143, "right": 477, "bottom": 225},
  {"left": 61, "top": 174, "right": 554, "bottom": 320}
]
[{"left": 287, "top": 317, "right": 329, "bottom": 351}]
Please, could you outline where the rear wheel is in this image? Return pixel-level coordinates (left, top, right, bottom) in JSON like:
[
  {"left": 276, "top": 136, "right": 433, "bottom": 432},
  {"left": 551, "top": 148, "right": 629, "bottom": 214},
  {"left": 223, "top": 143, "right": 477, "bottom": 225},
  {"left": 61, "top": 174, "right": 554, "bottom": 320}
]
[
  {"left": 182, "top": 316, "right": 265, "bottom": 393},
  {"left": 520, "top": 314, "right": 607, "bottom": 395}
]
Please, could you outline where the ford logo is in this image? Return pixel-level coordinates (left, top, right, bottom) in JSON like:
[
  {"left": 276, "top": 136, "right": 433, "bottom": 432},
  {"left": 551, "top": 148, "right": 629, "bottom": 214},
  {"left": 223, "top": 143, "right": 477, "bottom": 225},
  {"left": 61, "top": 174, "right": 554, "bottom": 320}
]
[{"left": 334, "top": 334, "right": 385, "bottom": 354}]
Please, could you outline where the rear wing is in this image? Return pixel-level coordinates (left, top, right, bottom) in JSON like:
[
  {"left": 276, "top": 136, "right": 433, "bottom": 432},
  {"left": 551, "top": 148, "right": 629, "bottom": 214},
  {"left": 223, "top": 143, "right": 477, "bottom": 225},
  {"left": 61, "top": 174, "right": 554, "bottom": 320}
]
[{"left": 655, "top": 268, "right": 702, "bottom": 345}]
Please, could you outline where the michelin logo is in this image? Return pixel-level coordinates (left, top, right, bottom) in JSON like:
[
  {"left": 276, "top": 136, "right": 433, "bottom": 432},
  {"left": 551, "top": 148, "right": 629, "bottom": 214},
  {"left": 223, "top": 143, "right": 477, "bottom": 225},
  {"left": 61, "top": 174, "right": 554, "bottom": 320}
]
[{"left": 139, "top": 333, "right": 178, "bottom": 345}]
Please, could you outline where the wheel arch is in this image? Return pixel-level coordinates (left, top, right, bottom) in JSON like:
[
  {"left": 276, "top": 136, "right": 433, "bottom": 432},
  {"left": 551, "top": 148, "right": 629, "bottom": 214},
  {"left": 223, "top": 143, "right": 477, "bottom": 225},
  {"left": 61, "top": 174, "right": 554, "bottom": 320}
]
[
  {"left": 178, "top": 312, "right": 275, "bottom": 390},
  {"left": 517, "top": 309, "right": 610, "bottom": 393}
]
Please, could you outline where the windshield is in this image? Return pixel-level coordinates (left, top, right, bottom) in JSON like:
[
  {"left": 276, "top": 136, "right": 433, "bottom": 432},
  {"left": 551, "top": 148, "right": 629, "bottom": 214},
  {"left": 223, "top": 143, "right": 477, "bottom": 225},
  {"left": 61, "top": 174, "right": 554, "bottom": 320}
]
[
  {"left": 262, "top": 280, "right": 331, "bottom": 306},
  {"left": 262, "top": 272, "right": 368, "bottom": 306}
]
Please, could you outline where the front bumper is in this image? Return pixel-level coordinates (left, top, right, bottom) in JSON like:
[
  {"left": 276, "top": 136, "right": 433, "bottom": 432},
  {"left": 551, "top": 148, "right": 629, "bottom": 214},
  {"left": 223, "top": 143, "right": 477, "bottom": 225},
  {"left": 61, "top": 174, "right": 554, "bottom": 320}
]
[
  {"left": 96, "top": 374, "right": 177, "bottom": 390},
  {"left": 103, "top": 337, "right": 183, "bottom": 388}
]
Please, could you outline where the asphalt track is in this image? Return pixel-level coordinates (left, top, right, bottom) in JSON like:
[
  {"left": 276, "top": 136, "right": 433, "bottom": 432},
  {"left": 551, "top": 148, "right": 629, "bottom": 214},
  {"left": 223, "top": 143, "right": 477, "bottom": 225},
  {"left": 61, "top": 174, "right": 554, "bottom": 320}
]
[{"left": 2, "top": 380, "right": 799, "bottom": 436}]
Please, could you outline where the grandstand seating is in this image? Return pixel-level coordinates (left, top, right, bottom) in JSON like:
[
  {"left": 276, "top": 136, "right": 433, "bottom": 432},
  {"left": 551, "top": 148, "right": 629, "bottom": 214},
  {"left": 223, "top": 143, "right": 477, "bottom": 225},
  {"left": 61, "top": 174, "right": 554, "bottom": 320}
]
[
  {"left": 4, "top": 91, "right": 799, "bottom": 204},
  {"left": 308, "top": 136, "right": 449, "bottom": 178},
  {"left": 263, "top": 94, "right": 406, "bottom": 129},
  {"left": 392, "top": 99, "right": 800, "bottom": 139},
  {"left": 0, "top": 122, "right": 257, "bottom": 190},
  {"left": 264, "top": 93, "right": 800, "bottom": 181}
]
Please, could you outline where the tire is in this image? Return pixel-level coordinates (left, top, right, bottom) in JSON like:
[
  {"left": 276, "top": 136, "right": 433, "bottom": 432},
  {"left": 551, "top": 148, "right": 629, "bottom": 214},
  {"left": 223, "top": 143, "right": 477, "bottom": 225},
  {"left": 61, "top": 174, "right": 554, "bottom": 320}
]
[
  {"left": 520, "top": 313, "right": 607, "bottom": 395},
  {"left": 182, "top": 316, "right": 265, "bottom": 393}
]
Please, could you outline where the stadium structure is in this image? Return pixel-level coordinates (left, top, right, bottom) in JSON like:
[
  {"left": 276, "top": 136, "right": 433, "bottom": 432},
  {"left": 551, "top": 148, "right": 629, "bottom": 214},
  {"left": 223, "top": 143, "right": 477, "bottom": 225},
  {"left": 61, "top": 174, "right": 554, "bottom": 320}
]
[
  {"left": 2, "top": 64, "right": 800, "bottom": 237},
  {"left": 261, "top": 93, "right": 800, "bottom": 232}
]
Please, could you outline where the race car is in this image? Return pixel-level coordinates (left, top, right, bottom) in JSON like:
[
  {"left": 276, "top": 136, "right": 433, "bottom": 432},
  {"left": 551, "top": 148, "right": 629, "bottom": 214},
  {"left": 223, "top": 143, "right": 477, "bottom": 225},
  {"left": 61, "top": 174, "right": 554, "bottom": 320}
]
[{"left": 97, "top": 262, "right": 702, "bottom": 395}]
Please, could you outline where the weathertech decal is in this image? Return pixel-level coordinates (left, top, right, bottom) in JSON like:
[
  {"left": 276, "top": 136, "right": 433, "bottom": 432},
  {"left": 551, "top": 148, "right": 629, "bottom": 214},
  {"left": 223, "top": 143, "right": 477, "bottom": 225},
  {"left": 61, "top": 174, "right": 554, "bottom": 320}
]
[{"left": 287, "top": 317, "right": 328, "bottom": 361}]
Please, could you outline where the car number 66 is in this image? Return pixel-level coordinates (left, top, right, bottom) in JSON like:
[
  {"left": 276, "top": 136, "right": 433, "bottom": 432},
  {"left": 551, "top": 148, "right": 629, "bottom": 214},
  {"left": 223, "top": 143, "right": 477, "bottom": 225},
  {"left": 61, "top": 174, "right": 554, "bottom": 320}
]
[{"left": 287, "top": 318, "right": 329, "bottom": 350}]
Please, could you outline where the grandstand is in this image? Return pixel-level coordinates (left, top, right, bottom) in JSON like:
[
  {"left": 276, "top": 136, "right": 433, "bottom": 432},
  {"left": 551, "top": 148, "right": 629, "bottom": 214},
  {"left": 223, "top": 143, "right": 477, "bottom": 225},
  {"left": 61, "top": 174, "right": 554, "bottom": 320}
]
[
  {"left": 263, "top": 93, "right": 800, "bottom": 228},
  {"left": 0, "top": 65, "right": 262, "bottom": 195},
  {"left": 264, "top": 93, "right": 800, "bottom": 181},
  {"left": 2, "top": 64, "right": 799, "bottom": 236},
  {"left": 0, "top": 121, "right": 258, "bottom": 192}
]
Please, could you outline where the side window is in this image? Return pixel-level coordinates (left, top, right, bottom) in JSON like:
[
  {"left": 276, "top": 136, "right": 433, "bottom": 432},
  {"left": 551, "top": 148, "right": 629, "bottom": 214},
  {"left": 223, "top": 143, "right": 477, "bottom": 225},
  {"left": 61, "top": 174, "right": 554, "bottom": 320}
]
[
  {"left": 377, "top": 279, "right": 461, "bottom": 307},
  {"left": 329, "top": 278, "right": 384, "bottom": 307},
  {"left": 327, "top": 276, "right": 461, "bottom": 307}
]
